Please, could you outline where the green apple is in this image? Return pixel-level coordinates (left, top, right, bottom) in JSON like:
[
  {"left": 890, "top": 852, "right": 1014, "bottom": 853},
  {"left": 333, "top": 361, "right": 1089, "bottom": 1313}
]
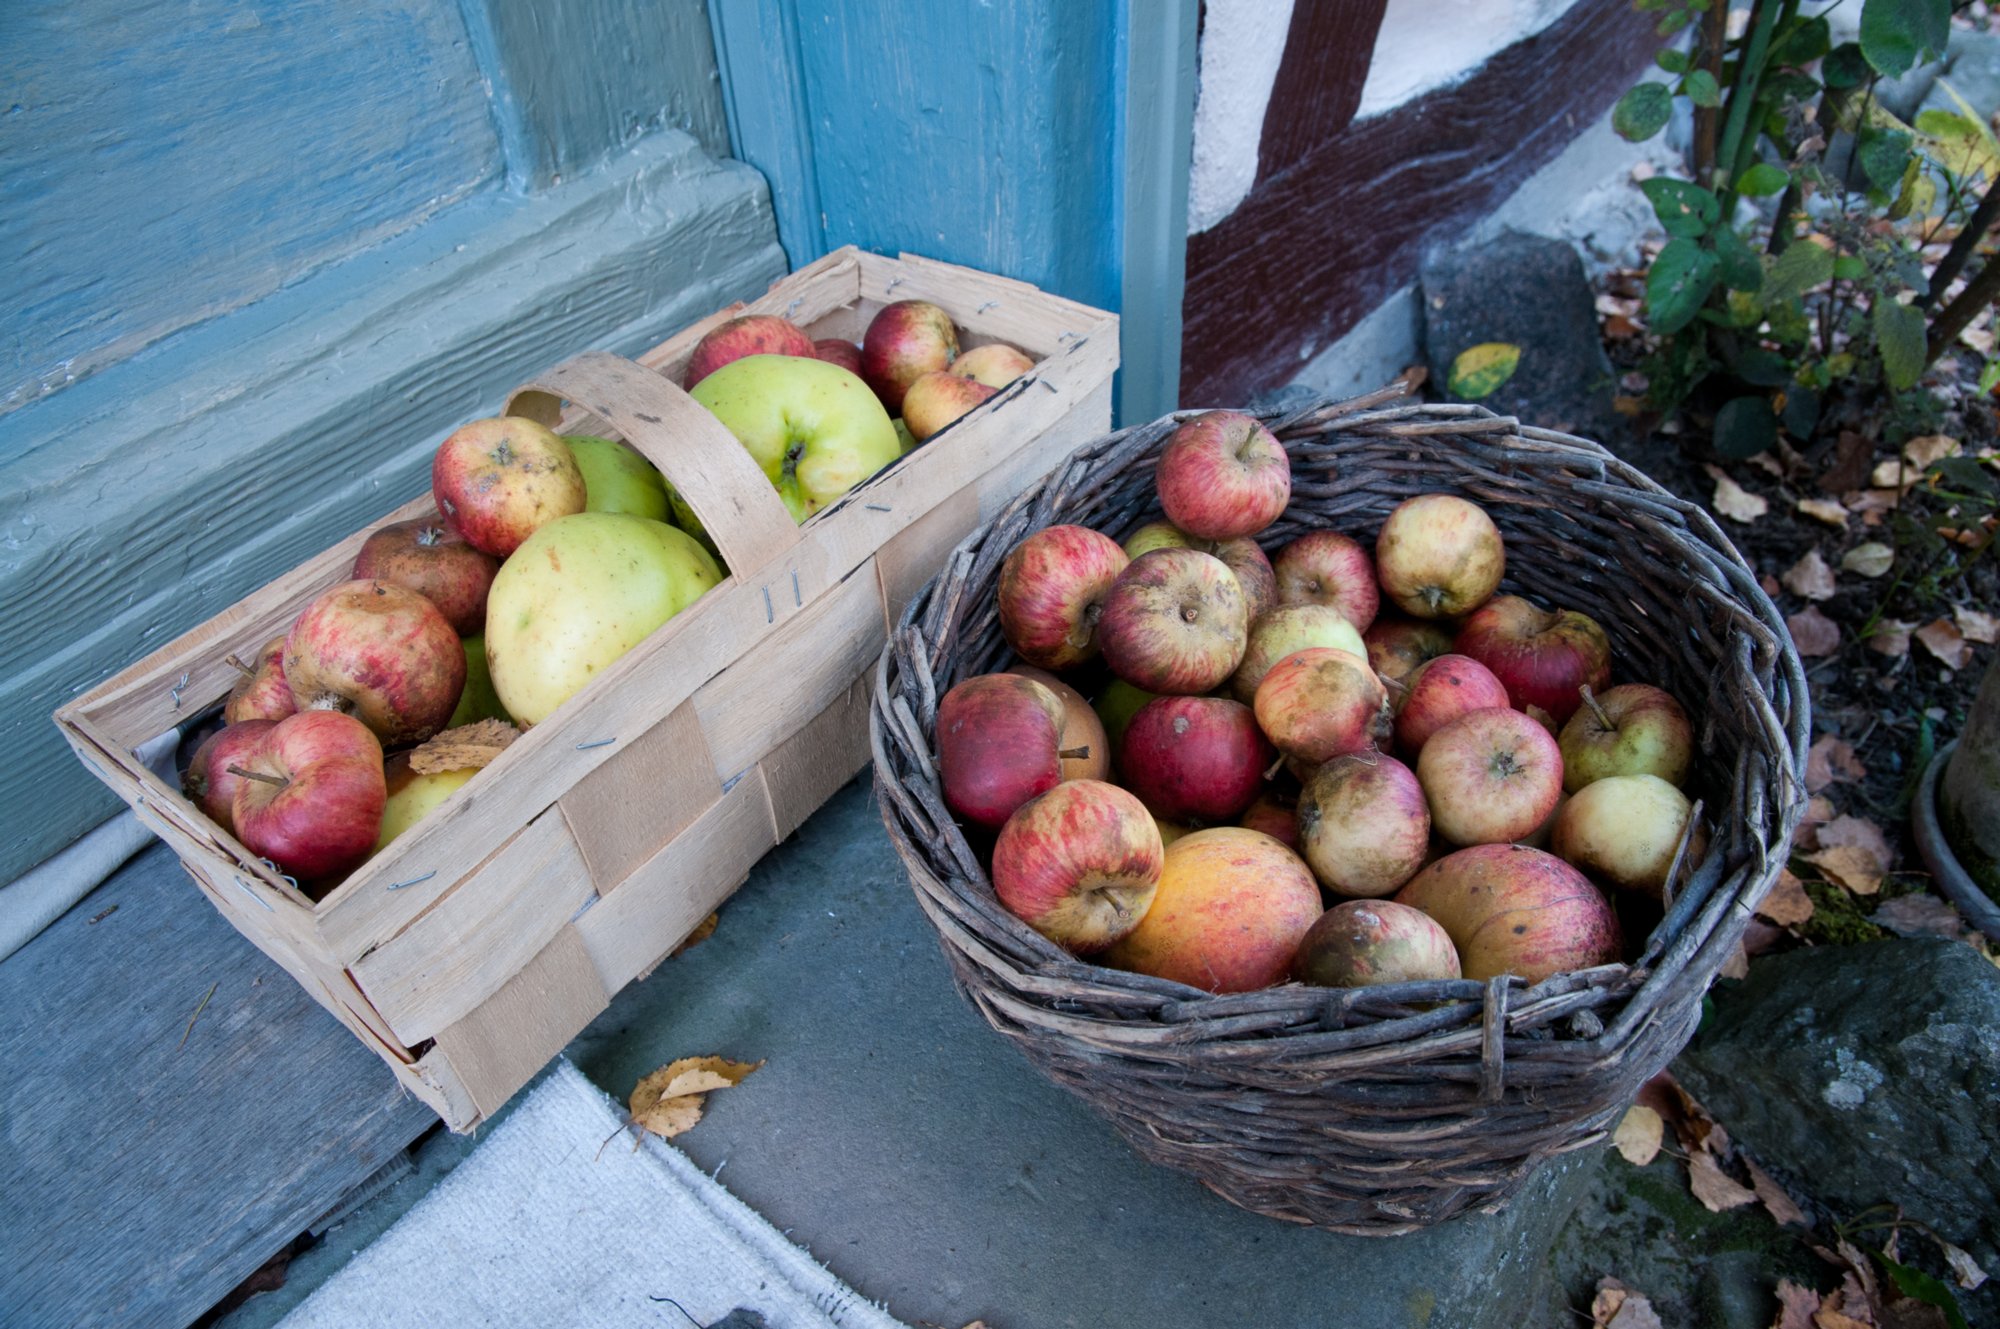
[
  {"left": 485, "top": 513, "right": 723, "bottom": 725},
  {"left": 375, "top": 753, "right": 475, "bottom": 852},
  {"left": 667, "top": 486, "right": 724, "bottom": 567},
  {"left": 688, "top": 354, "right": 901, "bottom": 522},
  {"left": 569, "top": 435, "right": 670, "bottom": 521},
  {"left": 893, "top": 418, "right": 918, "bottom": 456},
  {"left": 447, "top": 635, "right": 506, "bottom": 726}
]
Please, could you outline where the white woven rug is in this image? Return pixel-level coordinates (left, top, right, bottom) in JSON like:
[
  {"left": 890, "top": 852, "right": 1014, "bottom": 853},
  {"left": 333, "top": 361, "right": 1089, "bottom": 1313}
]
[{"left": 279, "top": 1059, "right": 906, "bottom": 1329}]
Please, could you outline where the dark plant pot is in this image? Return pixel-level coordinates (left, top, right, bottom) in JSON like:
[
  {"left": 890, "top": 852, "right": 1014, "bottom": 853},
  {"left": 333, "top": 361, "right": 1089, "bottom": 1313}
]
[{"left": 1911, "top": 741, "right": 2000, "bottom": 943}]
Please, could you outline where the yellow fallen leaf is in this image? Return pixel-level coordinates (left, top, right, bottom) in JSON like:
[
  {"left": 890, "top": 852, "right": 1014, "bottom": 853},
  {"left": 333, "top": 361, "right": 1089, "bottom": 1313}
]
[
  {"left": 1904, "top": 433, "right": 1962, "bottom": 468},
  {"left": 1870, "top": 459, "right": 1916, "bottom": 488},
  {"left": 1782, "top": 550, "right": 1838, "bottom": 601},
  {"left": 1958, "top": 608, "right": 1999, "bottom": 644},
  {"left": 629, "top": 1056, "right": 762, "bottom": 1140},
  {"left": 1805, "top": 844, "right": 1884, "bottom": 895},
  {"left": 1613, "top": 1104, "right": 1664, "bottom": 1166},
  {"left": 1710, "top": 470, "right": 1769, "bottom": 522},
  {"left": 1745, "top": 1156, "right": 1809, "bottom": 1227},
  {"left": 1757, "top": 870, "right": 1816, "bottom": 927},
  {"left": 409, "top": 719, "right": 522, "bottom": 775},
  {"left": 1916, "top": 617, "right": 1973, "bottom": 670},
  {"left": 672, "top": 912, "right": 720, "bottom": 957},
  {"left": 1448, "top": 342, "right": 1521, "bottom": 399},
  {"left": 1817, "top": 815, "right": 1891, "bottom": 869},
  {"left": 634, "top": 1094, "right": 705, "bottom": 1138},
  {"left": 1841, "top": 542, "right": 1894, "bottom": 578},
  {"left": 1687, "top": 1150, "right": 1758, "bottom": 1212},
  {"left": 1796, "top": 496, "right": 1850, "bottom": 527}
]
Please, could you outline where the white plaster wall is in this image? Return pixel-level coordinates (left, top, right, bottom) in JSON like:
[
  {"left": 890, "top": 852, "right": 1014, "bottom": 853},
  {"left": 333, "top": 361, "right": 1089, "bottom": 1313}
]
[
  {"left": 1186, "top": 0, "right": 1296, "bottom": 234},
  {"left": 1358, "top": 0, "right": 1581, "bottom": 117}
]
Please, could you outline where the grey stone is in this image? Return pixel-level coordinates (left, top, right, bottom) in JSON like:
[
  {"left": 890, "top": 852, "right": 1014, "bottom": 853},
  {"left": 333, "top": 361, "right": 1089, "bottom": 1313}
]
[
  {"left": 1674, "top": 939, "right": 2000, "bottom": 1265},
  {"left": 1920, "top": 31, "right": 2000, "bottom": 124},
  {"left": 1418, "top": 229, "right": 1628, "bottom": 450}
]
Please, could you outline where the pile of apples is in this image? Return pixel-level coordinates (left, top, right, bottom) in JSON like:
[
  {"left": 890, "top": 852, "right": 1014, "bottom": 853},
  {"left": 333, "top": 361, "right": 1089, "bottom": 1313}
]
[
  {"left": 182, "top": 298, "right": 1031, "bottom": 893},
  {"left": 935, "top": 412, "right": 1703, "bottom": 995}
]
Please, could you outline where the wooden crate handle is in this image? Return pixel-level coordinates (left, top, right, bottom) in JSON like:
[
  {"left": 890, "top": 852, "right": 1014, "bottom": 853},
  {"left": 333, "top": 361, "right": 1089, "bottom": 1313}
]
[{"left": 505, "top": 351, "right": 802, "bottom": 577}]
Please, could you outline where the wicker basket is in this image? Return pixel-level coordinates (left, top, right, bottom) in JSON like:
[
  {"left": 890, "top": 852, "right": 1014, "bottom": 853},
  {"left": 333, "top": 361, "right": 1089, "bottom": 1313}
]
[{"left": 869, "top": 385, "right": 1809, "bottom": 1234}]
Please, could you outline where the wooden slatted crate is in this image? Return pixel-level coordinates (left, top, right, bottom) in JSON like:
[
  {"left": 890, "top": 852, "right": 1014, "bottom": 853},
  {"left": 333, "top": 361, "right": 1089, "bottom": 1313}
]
[{"left": 54, "top": 247, "right": 1118, "bottom": 1129}]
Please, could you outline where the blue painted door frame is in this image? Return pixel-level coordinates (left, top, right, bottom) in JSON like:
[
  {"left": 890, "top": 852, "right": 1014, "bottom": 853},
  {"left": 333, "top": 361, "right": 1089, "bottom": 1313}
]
[{"left": 708, "top": 0, "right": 1195, "bottom": 424}]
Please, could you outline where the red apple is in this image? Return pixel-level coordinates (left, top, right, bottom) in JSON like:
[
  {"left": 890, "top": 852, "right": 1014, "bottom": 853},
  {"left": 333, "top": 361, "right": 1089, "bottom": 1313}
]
[
  {"left": 1007, "top": 665, "right": 1110, "bottom": 782},
  {"left": 1559, "top": 683, "right": 1693, "bottom": 791},
  {"left": 1156, "top": 410, "right": 1291, "bottom": 541},
  {"left": 1453, "top": 594, "right": 1612, "bottom": 725},
  {"left": 1374, "top": 493, "right": 1505, "bottom": 619},
  {"left": 283, "top": 580, "right": 466, "bottom": 746},
  {"left": 1102, "top": 828, "right": 1323, "bottom": 992},
  {"left": 861, "top": 300, "right": 959, "bottom": 413},
  {"left": 1122, "top": 523, "right": 1276, "bottom": 623},
  {"left": 902, "top": 369, "right": 998, "bottom": 442},
  {"left": 431, "top": 416, "right": 587, "bottom": 558},
  {"left": 1364, "top": 616, "right": 1456, "bottom": 688},
  {"left": 223, "top": 636, "right": 297, "bottom": 725},
  {"left": 1119, "top": 695, "right": 1273, "bottom": 823},
  {"left": 1237, "top": 787, "right": 1300, "bottom": 850},
  {"left": 1252, "top": 646, "right": 1391, "bottom": 765},
  {"left": 1416, "top": 707, "right": 1564, "bottom": 846},
  {"left": 685, "top": 314, "right": 816, "bottom": 388},
  {"left": 182, "top": 719, "right": 278, "bottom": 835},
  {"left": 1228, "top": 603, "right": 1367, "bottom": 704},
  {"left": 1092, "top": 678, "right": 1156, "bottom": 772},
  {"left": 1392, "top": 653, "right": 1512, "bottom": 756},
  {"left": 1097, "top": 549, "right": 1248, "bottom": 695},
  {"left": 1272, "top": 530, "right": 1379, "bottom": 632},
  {"left": 1394, "top": 843, "right": 1621, "bottom": 984},
  {"left": 992, "top": 779, "right": 1163, "bottom": 954},
  {"left": 936, "top": 673, "right": 1070, "bottom": 830},
  {"left": 229, "top": 709, "right": 386, "bottom": 885},
  {"left": 1292, "top": 899, "right": 1462, "bottom": 988},
  {"left": 352, "top": 516, "right": 500, "bottom": 637},
  {"left": 813, "top": 338, "right": 864, "bottom": 376},
  {"left": 997, "top": 525, "right": 1129, "bottom": 671},
  {"left": 1296, "top": 753, "right": 1431, "bottom": 897},
  {"left": 952, "top": 342, "right": 1034, "bottom": 388}
]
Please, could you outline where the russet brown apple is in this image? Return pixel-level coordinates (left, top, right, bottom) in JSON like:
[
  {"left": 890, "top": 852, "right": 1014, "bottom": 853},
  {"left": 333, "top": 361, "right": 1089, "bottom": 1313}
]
[
  {"left": 1097, "top": 548, "right": 1248, "bottom": 695},
  {"left": 1229, "top": 603, "right": 1367, "bottom": 704},
  {"left": 1119, "top": 695, "right": 1273, "bottom": 823},
  {"left": 1364, "top": 616, "right": 1456, "bottom": 688},
  {"left": 229, "top": 709, "right": 387, "bottom": 886},
  {"left": 937, "top": 673, "right": 1071, "bottom": 830},
  {"left": 1453, "top": 594, "right": 1612, "bottom": 725},
  {"left": 1252, "top": 646, "right": 1390, "bottom": 764},
  {"left": 1296, "top": 752, "right": 1431, "bottom": 897},
  {"left": 861, "top": 300, "right": 959, "bottom": 413},
  {"left": 997, "top": 525, "right": 1129, "bottom": 670},
  {"left": 1272, "top": 530, "right": 1379, "bottom": 632},
  {"left": 1156, "top": 410, "right": 1291, "bottom": 541},
  {"left": 1101, "top": 827, "right": 1322, "bottom": 993},
  {"left": 1374, "top": 493, "right": 1505, "bottom": 619},
  {"left": 1394, "top": 843, "right": 1621, "bottom": 984},
  {"left": 283, "top": 580, "right": 466, "bottom": 746},
  {"left": 431, "top": 416, "right": 586, "bottom": 559},
  {"left": 685, "top": 314, "right": 816, "bottom": 388},
  {"left": 992, "top": 779, "right": 1163, "bottom": 954},
  {"left": 1292, "top": 899, "right": 1462, "bottom": 988},
  {"left": 1416, "top": 707, "right": 1564, "bottom": 846},
  {"left": 352, "top": 516, "right": 500, "bottom": 637}
]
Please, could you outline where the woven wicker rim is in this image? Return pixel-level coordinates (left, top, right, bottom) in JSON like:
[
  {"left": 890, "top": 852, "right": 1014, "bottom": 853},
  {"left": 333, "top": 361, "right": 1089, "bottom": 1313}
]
[{"left": 870, "top": 385, "right": 1809, "bottom": 1233}]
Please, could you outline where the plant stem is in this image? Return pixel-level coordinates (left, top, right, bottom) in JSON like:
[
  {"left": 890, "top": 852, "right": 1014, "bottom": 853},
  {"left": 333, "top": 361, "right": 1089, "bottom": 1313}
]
[
  {"left": 1926, "top": 251, "right": 2000, "bottom": 364},
  {"left": 226, "top": 764, "right": 290, "bottom": 789},
  {"left": 1691, "top": 1, "right": 1728, "bottom": 181},
  {"left": 1715, "top": 0, "right": 1783, "bottom": 206},
  {"left": 1923, "top": 177, "right": 2000, "bottom": 308}
]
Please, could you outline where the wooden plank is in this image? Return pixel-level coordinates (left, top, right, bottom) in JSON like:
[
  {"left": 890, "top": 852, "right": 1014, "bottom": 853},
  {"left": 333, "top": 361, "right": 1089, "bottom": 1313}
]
[
  {"left": 857, "top": 251, "right": 1112, "bottom": 355},
  {"left": 431, "top": 924, "right": 609, "bottom": 1122},
  {"left": 351, "top": 809, "right": 596, "bottom": 1047},
  {"left": 572, "top": 770, "right": 775, "bottom": 994},
  {"left": 559, "top": 700, "right": 720, "bottom": 892},
  {"left": 1180, "top": 0, "right": 1656, "bottom": 406},
  {"left": 692, "top": 563, "right": 886, "bottom": 783},
  {"left": 1253, "top": 1, "right": 1390, "bottom": 186},
  {"left": 0, "top": 843, "right": 430, "bottom": 1329},
  {"left": 873, "top": 487, "right": 982, "bottom": 627},
  {"left": 759, "top": 676, "right": 873, "bottom": 842}
]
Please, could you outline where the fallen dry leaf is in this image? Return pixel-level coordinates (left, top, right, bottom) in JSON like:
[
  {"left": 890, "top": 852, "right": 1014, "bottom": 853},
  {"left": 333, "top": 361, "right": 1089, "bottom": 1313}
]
[
  {"left": 1938, "top": 1238, "right": 1988, "bottom": 1290},
  {"left": 1806, "top": 735, "right": 1865, "bottom": 792},
  {"left": 1721, "top": 941, "right": 1752, "bottom": 979},
  {"left": 1745, "top": 1156, "right": 1810, "bottom": 1227},
  {"left": 1916, "top": 618, "right": 1972, "bottom": 670},
  {"left": 1813, "top": 1307, "right": 1871, "bottom": 1329},
  {"left": 1613, "top": 1103, "right": 1665, "bottom": 1166},
  {"left": 1712, "top": 470, "right": 1771, "bottom": 522},
  {"left": 1798, "top": 496, "right": 1851, "bottom": 527},
  {"left": 1783, "top": 550, "right": 1839, "bottom": 601},
  {"left": 1874, "top": 893, "right": 1964, "bottom": 940},
  {"left": 1688, "top": 1149, "right": 1760, "bottom": 1212},
  {"left": 629, "top": 1056, "right": 762, "bottom": 1139},
  {"left": 1904, "top": 434, "right": 1962, "bottom": 469},
  {"left": 1788, "top": 606, "right": 1841, "bottom": 656},
  {"left": 1773, "top": 1279, "right": 1821, "bottom": 1329},
  {"left": 1806, "top": 845, "right": 1885, "bottom": 895},
  {"left": 1871, "top": 459, "right": 1916, "bottom": 488},
  {"left": 1957, "top": 608, "right": 1999, "bottom": 644},
  {"left": 1843, "top": 542, "right": 1895, "bottom": 578},
  {"left": 671, "top": 912, "right": 720, "bottom": 957},
  {"left": 1758, "top": 870, "right": 1817, "bottom": 927},
  {"left": 408, "top": 719, "right": 521, "bottom": 775},
  {"left": 1592, "top": 1278, "right": 1666, "bottom": 1329},
  {"left": 1818, "top": 815, "right": 1891, "bottom": 867},
  {"left": 1743, "top": 917, "right": 1789, "bottom": 956},
  {"left": 1762, "top": 573, "right": 1785, "bottom": 597},
  {"left": 1866, "top": 620, "right": 1914, "bottom": 657}
]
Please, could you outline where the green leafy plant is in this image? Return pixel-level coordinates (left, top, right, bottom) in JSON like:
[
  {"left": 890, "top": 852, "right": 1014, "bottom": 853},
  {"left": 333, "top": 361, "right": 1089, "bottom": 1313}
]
[{"left": 1614, "top": 0, "right": 1997, "bottom": 456}]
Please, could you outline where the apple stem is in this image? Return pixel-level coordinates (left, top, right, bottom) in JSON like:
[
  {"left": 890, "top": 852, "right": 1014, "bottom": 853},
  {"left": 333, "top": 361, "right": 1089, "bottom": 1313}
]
[
  {"left": 1059, "top": 745, "right": 1092, "bottom": 760},
  {"left": 1578, "top": 684, "right": 1614, "bottom": 732},
  {"left": 226, "top": 764, "right": 291, "bottom": 789},
  {"left": 1264, "top": 754, "right": 1288, "bottom": 781},
  {"left": 224, "top": 654, "right": 257, "bottom": 678}
]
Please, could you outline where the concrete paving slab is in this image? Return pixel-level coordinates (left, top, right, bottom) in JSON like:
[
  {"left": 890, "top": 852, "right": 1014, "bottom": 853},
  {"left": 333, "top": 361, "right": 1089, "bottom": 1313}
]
[{"left": 566, "top": 775, "right": 1597, "bottom": 1329}]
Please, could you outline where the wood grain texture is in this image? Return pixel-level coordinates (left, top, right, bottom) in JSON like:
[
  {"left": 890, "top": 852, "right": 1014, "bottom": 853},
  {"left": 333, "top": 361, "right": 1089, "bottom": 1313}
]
[
  {"left": 1254, "top": 0, "right": 1389, "bottom": 185},
  {"left": 560, "top": 700, "right": 720, "bottom": 893},
  {"left": 1181, "top": 0, "right": 1656, "bottom": 407},
  {"left": 0, "top": 844, "right": 429, "bottom": 1329},
  {"left": 431, "top": 925, "right": 609, "bottom": 1121}
]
